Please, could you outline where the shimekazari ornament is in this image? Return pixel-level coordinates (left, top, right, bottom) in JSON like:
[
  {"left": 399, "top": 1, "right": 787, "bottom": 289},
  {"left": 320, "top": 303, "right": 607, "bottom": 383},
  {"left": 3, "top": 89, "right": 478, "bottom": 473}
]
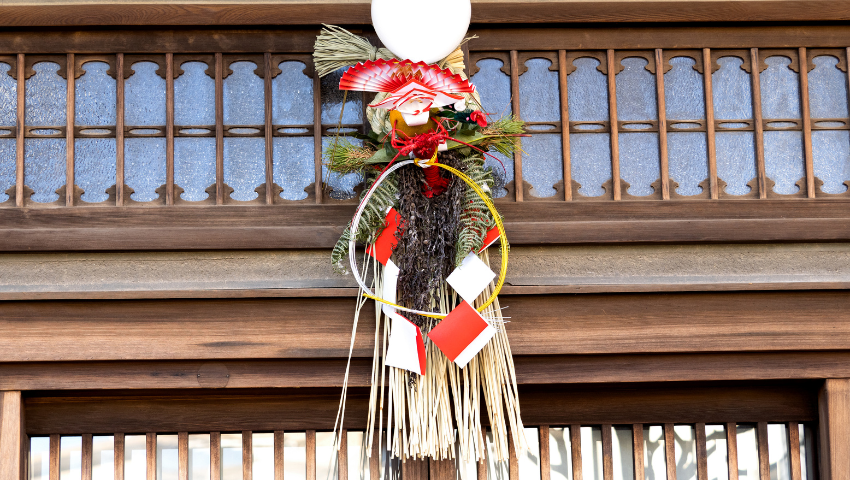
[{"left": 314, "top": 8, "right": 529, "bottom": 474}]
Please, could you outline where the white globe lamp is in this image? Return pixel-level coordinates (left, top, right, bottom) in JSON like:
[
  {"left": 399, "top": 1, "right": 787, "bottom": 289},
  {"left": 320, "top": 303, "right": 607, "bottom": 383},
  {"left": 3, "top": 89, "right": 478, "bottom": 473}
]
[{"left": 371, "top": 0, "right": 472, "bottom": 65}]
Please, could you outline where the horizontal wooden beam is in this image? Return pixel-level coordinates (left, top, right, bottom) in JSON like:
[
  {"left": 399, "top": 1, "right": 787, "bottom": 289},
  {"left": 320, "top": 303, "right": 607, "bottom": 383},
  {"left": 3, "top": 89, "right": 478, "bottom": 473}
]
[
  {"left": 2, "top": 201, "right": 850, "bottom": 252},
  {"left": 2, "top": 291, "right": 850, "bottom": 362},
  {"left": 0, "top": 2, "right": 848, "bottom": 28},
  {"left": 22, "top": 380, "right": 818, "bottom": 434},
  {"left": 2, "top": 352, "right": 850, "bottom": 391},
  {"left": 1, "top": 25, "right": 850, "bottom": 54}
]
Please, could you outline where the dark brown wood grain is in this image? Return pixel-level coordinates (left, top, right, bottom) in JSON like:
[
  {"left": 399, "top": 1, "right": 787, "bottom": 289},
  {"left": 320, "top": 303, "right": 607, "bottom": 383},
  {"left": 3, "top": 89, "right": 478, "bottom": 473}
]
[
  {"left": 750, "top": 48, "right": 767, "bottom": 199},
  {"left": 633, "top": 425, "right": 644, "bottom": 480},
  {"left": 602, "top": 425, "right": 614, "bottom": 480},
  {"left": 146, "top": 433, "right": 155, "bottom": 480},
  {"left": 789, "top": 422, "right": 802, "bottom": 480},
  {"left": 798, "top": 47, "right": 816, "bottom": 199},
  {"left": 116, "top": 53, "right": 125, "bottom": 206},
  {"left": 540, "top": 426, "right": 551, "bottom": 480},
  {"left": 243, "top": 431, "right": 252, "bottom": 480},
  {"left": 114, "top": 433, "right": 124, "bottom": 480},
  {"left": 178, "top": 432, "right": 188, "bottom": 480},
  {"left": 166, "top": 53, "right": 175, "bottom": 206},
  {"left": 312, "top": 61, "right": 322, "bottom": 204},
  {"left": 607, "top": 49, "right": 622, "bottom": 200},
  {"left": 215, "top": 53, "right": 224, "bottom": 206},
  {"left": 306, "top": 430, "right": 316, "bottom": 480},
  {"left": 275, "top": 431, "right": 284, "bottom": 480},
  {"left": 82, "top": 434, "right": 92, "bottom": 480},
  {"left": 0, "top": 392, "right": 24, "bottom": 480},
  {"left": 818, "top": 379, "right": 850, "bottom": 480},
  {"left": 264, "top": 53, "right": 274, "bottom": 206},
  {"left": 511, "top": 50, "right": 523, "bottom": 203},
  {"left": 757, "top": 422, "right": 770, "bottom": 480},
  {"left": 696, "top": 424, "right": 708, "bottom": 480},
  {"left": 339, "top": 429, "right": 348, "bottom": 480},
  {"left": 210, "top": 432, "right": 221, "bottom": 480},
  {"left": 49, "top": 434, "right": 59, "bottom": 480},
  {"left": 727, "top": 423, "right": 739, "bottom": 480},
  {"left": 508, "top": 430, "right": 519, "bottom": 480},
  {"left": 664, "top": 424, "right": 676, "bottom": 480},
  {"left": 703, "top": 48, "right": 719, "bottom": 199},
  {"left": 66, "top": 53, "right": 75, "bottom": 207},
  {"left": 570, "top": 425, "right": 582, "bottom": 480},
  {"left": 655, "top": 49, "right": 670, "bottom": 200},
  {"left": 14, "top": 54, "right": 23, "bottom": 208}
]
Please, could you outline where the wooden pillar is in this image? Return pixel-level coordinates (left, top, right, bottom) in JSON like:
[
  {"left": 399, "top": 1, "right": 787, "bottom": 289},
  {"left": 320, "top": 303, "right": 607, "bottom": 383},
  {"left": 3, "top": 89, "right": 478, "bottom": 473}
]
[
  {"left": 0, "top": 391, "right": 25, "bottom": 480},
  {"left": 819, "top": 379, "right": 850, "bottom": 480}
]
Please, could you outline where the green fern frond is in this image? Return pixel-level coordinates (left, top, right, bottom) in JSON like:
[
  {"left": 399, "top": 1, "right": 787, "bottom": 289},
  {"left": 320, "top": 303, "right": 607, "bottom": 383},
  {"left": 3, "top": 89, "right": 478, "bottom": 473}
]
[{"left": 455, "top": 155, "right": 498, "bottom": 266}]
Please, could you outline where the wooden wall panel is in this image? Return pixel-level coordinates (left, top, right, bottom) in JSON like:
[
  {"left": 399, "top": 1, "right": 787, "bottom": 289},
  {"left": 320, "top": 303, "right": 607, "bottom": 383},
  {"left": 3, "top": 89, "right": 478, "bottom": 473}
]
[
  {"left": 819, "top": 379, "right": 850, "bottom": 480},
  {"left": 2, "top": 292, "right": 849, "bottom": 362}
]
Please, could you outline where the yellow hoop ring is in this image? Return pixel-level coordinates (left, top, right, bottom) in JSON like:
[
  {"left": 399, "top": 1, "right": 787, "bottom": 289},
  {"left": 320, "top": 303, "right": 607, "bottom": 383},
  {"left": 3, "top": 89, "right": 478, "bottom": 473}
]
[{"left": 359, "top": 159, "right": 509, "bottom": 319}]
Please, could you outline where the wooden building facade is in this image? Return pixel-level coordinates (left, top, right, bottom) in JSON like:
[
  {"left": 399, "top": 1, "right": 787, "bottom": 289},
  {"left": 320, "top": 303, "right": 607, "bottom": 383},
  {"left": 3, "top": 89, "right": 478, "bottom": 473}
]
[{"left": 1, "top": 1, "right": 850, "bottom": 479}]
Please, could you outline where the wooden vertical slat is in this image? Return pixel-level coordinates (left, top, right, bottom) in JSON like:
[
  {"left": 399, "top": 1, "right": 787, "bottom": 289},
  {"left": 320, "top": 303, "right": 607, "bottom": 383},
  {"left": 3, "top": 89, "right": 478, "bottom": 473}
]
[
  {"left": 508, "top": 430, "right": 519, "bottom": 480},
  {"left": 633, "top": 425, "right": 645, "bottom": 480},
  {"left": 0, "top": 392, "right": 25, "bottom": 480},
  {"left": 263, "top": 53, "right": 274, "bottom": 205},
  {"left": 165, "top": 52, "right": 175, "bottom": 205},
  {"left": 146, "top": 433, "right": 155, "bottom": 480},
  {"left": 703, "top": 48, "right": 719, "bottom": 199},
  {"left": 50, "top": 435, "right": 60, "bottom": 480},
  {"left": 602, "top": 425, "right": 614, "bottom": 480},
  {"left": 607, "top": 49, "right": 622, "bottom": 200},
  {"left": 570, "top": 425, "right": 583, "bottom": 480},
  {"left": 243, "top": 431, "right": 252, "bottom": 480},
  {"left": 66, "top": 53, "right": 75, "bottom": 206},
  {"left": 727, "top": 423, "right": 739, "bottom": 480},
  {"left": 82, "top": 434, "right": 93, "bottom": 480},
  {"left": 663, "top": 424, "right": 676, "bottom": 480},
  {"left": 510, "top": 50, "right": 523, "bottom": 202},
  {"left": 789, "top": 422, "right": 802, "bottom": 480},
  {"left": 695, "top": 424, "right": 708, "bottom": 480},
  {"left": 819, "top": 379, "right": 850, "bottom": 480},
  {"left": 116, "top": 53, "right": 125, "bottom": 206},
  {"left": 655, "top": 49, "right": 670, "bottom": 200},
  {"left": 178, "top": 432, "right": 188, "bottom": 480},
  {"left": 798, "top": 47, "right": 816, "bottom": 198},
  {"left": 312, "top": 68, "right": 323, "bottom": 204},
  {"left": 215, "top": 53, "right": 224, "bottom": 205},
  {"left": 307, "top": 430, "right": 317, "bottom": 480},
  {"left": 757, "top": 423, "right": 769, "bottom": 480},
  {"left": 477, "top": 427, "right": 487, "bottom": 480},
  {"left": 750, "top": 48, "right": 767, "bottom": 199},
  {"left": 274, "top": 431, "right": 284, "bottom": 480},
  {"left": 15, "top": 54, "right": 24, "bottom": 208},
  {"left": 339, "top": 430, "right": 348, "bottom": 480},
  {"left": 210, "top": 432, "right": 221, "bottom": 480},
  {"left": 373, "top": 430, "right": 383, "bottom": 480},
  {"left": 114, "top": 434, "right": 125, "bottom": 480},
  {"left": 558, "top": 50, "right": 573, "bottom": 201},
  {"left": 540, "top": 426, "right": 551, "bottom": 480}
]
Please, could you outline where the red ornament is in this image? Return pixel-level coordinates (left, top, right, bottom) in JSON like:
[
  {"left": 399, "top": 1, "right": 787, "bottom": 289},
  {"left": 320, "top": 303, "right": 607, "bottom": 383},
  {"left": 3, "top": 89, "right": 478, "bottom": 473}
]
[{"left": 469, "top": 110, "right": 488, "bottom": 128}]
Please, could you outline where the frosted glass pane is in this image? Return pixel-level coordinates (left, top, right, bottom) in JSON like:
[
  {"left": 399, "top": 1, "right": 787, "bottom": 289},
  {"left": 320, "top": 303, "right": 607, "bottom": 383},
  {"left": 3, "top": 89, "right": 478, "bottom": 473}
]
[
  {"left": 522, "top": 134, "right": 563, "bottom": 198},
  {"left": 472, "top": 59, "right": 511, "bottom": 117},
  {"left": 75, "top": 138, "right": 116, "bottom": 203},
  {"left": 0, "top": 63, "right": 16, "bottom": 126},
  {"left": 617, "top": 57, "right": 657, "bottom": 121},
  {"left": 713, "top": 57, "right": 753, "bottom": 121},
  {"left": 799, "top": 425, "right": 815, "bottom": 480},
  {"left": 485, "top": 150, "right": 513, "bottom": 199},
  {"left": 125, "top": 138, "right": 165, "bottom": 202},
  {"left": 30, "top": 437, "right": 50, "bottom": 480},
  {"left": 316, "top": 432, "right": 337, "bottom": 480},
  {"left": 157, "top": 435, "right": 179, "bottom": 480},
  {"left": 643, "top": 426, "right": 666, "bottom": 480},
  {"left": 486, "top": 430, "right": 509, "bottom": 480},
  {"left": 705, "top": 425, "right": 728, "bottom": 480},
  {"left": 25, "top": 138, "right": 65, "bottom": 203},
  {"left": 568, "top": 57, "right": 608, "bottom": 122},
  {"left": 736, "top": 425, "right": 759, "bottom": 480},
  {"left": 322, "top": 137, "right": 362, "bottom": 200},
  {"left": 550, "top": 427, "right": 572, "bottom": 480},
  {"left": 571, "top": 133, "right": 612, "bottom": 197},
  {"left": 520, "top": 58, "right": 560, "bottom": 122},
  {"left": 273, "top": 61, "right": 313, "bottom": 125},
  {"left": 668, "top": 132, "right": 708, "bottom": 195},
  {"left": 347, "top": 432, "right": 370, "bottom": 480},
  {"left": 519, "top": 427, "right": 541, "bottom": 480},
  {"left": 61, "top": 437, "right": 83, "bottom": 480},
  {"left": 813, "top": 130, "right": 850, "bottom": 193},
  {"left": 273, "top": 137, "right": 313, "bottom": 200},
  {"left": 716, "top": 132, "right": 756, "bottom": 195},
  {"left": 253, "top": 433, "right": 274, "bottom": 480},
  {"left": 760, "top": 56, "right": 801, "bottom": 119},
  {"left": 221, "top": 433, "right": 243, "bottom": 480},
  {"left": 175, "top": 62, "right": 215, "bottom": 126},
  {"left": 224, "top": 61, "right": 264, "bottom": 125},
  {"left": 809, "top": 56, "right": 849, "bottom": 119},
  {"left": 0, "top": 138, "right": 16, "bottom": 202},
  {"left": 665, "top": 57, "right": 705, "bottom": 120},
  {"left": 581, "top": 427, "right": 603, "bottom": 480},
  {"left": 76, "top": 62, "right": 116, "bottom": 126},
  {"left": 224, "top": 137, "right": 265, "bottom": 201},
  {"left": 764, "top": 131, "right": 804, "bottom": 194},
  {"left": 674, "top": 426, "right": 697, "bottom": 480},
  {"left": 26, "top": 62, "right": 66, "bottom": 126},
  {"left": 284, "top": 433, "right": 307, "bottom": 480},
  {"left": 612, "top": 427, "right": 634, "bottom": 480},
  {"left": 767, "top": 424, "right": 790, "bottom": 480},
  {"left": 124, "top": 435, "right": 147, "bottom": 480},
  {"left": 619, "top": 132, "right": 660, "bottom": 196},
  {"left": 188, "top": 435, "right": 210, "bottom": 480},
  {"left": 175, "top": 137, "right": 215, "bottom": 201},
  {"left": 321, "top": 67, "right": 363, "bottom": 125},
  {"left": 125, "top": 62, "right": 166, "bottom": 126}
]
